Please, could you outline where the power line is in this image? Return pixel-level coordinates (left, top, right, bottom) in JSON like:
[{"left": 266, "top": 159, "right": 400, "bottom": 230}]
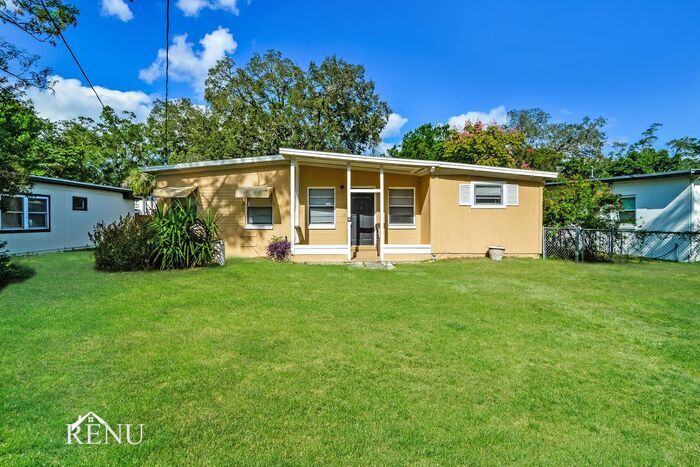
[
  {"left": 39, "top": 0, "right": 104, "bottom": 108},
  {"left": 164, "top": 0, "right": 170, "bottom": 159}
]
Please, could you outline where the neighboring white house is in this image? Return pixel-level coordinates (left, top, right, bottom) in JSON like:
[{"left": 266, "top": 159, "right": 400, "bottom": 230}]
[
  {"left": 0, "top": 176, "right": 134, "bottom": 254},
  {"left": 593, "top": 169, "right": 700, "bottom": 231},
  {"left": 547, "top": 169, "right": 699, "bottom": 261}
]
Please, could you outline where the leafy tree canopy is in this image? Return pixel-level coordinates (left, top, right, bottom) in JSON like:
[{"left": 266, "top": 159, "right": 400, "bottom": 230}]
[
  {"left": 443, "top": 121, "right": 524, "bottom": 168},
  {"left": 0, "top": 87, "right": 45, "bottom": 195},
  {"left": 604, "top": 124, "right": 699, "bottom": 176},
  {"left": 198, "top": 50, "right": 390, "bottom": 160},
  {"left": 387, "top": 123, "right": 450, "bottom": 160},
  {"left": 544, "top": 179, "right": 621, "bottom": 229},
  {"left": 0, "top": 0, "right": 79, "bottom": 89},
  {"left": 0, "top": 0, "right": 79, "bottom": 195}
]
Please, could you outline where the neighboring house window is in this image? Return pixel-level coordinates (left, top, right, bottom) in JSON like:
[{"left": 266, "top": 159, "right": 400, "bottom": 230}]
[
  {"left": 308, "top": 188, "right": 335, "bottom": 228},
  {"left": 246, "top": 197, "right": 273, "bottom": 229},
  {"left": 620, "top": 196, "right": 636, "bottom": 224},
  {"left": 1, "top": 196, "right": 24, "bottom": 229},
  {"left": 473, "top": 183, "right": 504, "bottom": 207},
  {"left": 0, "top": 195, "right": 50, "bottom": 231},
  {"left": 72, "top": 196, "right": 88, "bottom": 211},
  {"left": 388, "top": 188, "right": 415, "bottom": 227}
]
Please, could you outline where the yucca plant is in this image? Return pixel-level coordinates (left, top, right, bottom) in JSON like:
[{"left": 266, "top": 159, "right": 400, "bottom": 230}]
[{"left": 149, "top": 198, "right": 220, "bottom": 269}]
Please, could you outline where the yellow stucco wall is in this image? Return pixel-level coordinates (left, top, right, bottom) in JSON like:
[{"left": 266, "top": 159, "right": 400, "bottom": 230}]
[
  {"left": 429, "top": 175, "right": 543, "bottom": 257},
  {"left": 297, "top": 166, "right": 346, "bottom": 245},
  {"left": 154, "top": 164, "right": 544, "bottom": 259},
  {"left": 382, "top": 173, "right": 428, "bottom": 245},
  {"left": 156, "top": 165, "right": 291, "bottom": 257}
]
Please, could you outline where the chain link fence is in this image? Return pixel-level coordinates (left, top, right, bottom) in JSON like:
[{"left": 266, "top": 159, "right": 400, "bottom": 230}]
[{"left": 543, "top": 227, "right": 700, "bottom": 263}]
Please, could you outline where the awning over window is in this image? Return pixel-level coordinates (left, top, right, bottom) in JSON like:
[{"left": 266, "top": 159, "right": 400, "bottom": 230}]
[
  {"left": 235, "top": 186, "right": 273, "bottom": 198},
  {"left": 152, "top": 186, "right": 197, "bottom": 198}
]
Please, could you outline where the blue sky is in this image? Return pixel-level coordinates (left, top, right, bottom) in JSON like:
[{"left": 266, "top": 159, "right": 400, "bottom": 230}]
[{"left": 5, "top": 0, "right": 700, "bottom": 152}]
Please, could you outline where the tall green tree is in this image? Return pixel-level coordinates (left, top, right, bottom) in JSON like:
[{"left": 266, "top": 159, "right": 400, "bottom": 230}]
[
  {"left": 386, "top": 123, "right": 450, "bottom": 160},
  {"left": 0, "top": 87, "right": 45, "bottom": 196},
  {"left": 34, "top": 108, "right": 158, "bottom": 186},
  {"left": 202, "top": 50, "right": 390, "bottom": 160},
  {"left": 303, "top": 55, "right": 390, "bottom": 154},
  {"left": 507, "top": 108, "right": 608, "bottom": 176},
  {"left": 668, "top": 136, "right": 700, "bottom": 161},
  {"left": 96, "top": 107, "right": 156, "bottom": 186},
  {"left": 0, "top": 0, "right": 79, "bottom": 195},
  {"left": 606, "top": 124, "right": 697, "bottom": 176},
  {"left": 34, "top": 116, "right": 102, "bottom": 182},
  {"left": 147, "top": 98, "right": 224, "bottom": 164},
  {"left": 443, "top": 121, "right": 525, "bottom": 167}
]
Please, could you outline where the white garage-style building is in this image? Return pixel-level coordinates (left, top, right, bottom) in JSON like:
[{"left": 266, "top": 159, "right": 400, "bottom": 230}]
[{"left": 0, "top": 176, "right": 134, "bottom": 255}]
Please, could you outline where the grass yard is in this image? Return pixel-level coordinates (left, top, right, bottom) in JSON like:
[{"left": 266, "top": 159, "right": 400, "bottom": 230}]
[{"left": 1, "top": 252, "right": 698, "bottom": 465}]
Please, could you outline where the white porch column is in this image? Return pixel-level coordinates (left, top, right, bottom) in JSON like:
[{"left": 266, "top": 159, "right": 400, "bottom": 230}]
[
  {"left": 294, "top": 158, "right": 299, "bottom": 243},
  {"left": 346, "top": 163, "right": 352, "bottom": 261},
  {"left": 379, "top": 166, "right": 385, "bottom": 262},
  {"left": 290, "top": 158, "right": 296, "bottom": 254}
]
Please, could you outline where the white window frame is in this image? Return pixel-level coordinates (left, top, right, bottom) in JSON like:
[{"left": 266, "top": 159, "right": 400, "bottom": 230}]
[
  {"left": 245, "top": 197, "right": 273, "bottom": 230},
  {"left": 388, "top": 187, "right": 416, "bottom": 229},
  {"left": 307, "top": 187, "right": 336, "bottom": 230},
  {"left": 471, "top": 181, "right": 506, "bottom": 209},
  {"left": 0, "top": 194, "right": 50, "bottom": 231}
]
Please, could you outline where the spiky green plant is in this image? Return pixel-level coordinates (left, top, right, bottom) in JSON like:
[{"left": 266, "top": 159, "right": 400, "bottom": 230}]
[{"left": 149, "top": 198, "right": 220, "bottom": 269}]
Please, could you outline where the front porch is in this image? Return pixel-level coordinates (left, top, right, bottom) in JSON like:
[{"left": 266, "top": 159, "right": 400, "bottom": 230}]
[{"left": 286, "top": 153, "right": 432, "bottom": 263}]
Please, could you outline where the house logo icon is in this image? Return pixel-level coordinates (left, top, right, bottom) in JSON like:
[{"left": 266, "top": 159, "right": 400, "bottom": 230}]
[{"left": 66, "top": 412, "right": 143, "bottom": 445}]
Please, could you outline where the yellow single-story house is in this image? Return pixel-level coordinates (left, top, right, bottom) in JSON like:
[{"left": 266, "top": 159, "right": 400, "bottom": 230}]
[{"left": 142, "top": 148, "right": 558, "bottom": 262}]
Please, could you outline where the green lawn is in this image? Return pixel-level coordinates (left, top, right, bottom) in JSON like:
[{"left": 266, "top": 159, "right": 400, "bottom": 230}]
[{"left": 1, "top": 252, "right": 698, "bottom": 465}]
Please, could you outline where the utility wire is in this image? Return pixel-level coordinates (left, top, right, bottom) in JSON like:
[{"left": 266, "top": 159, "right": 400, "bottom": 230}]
[
  {"left": 39, "top": 0, "right": 104, "bottom": 108},
  {"left": 164, "top": 0, "right": 170, "bottom": 159}
]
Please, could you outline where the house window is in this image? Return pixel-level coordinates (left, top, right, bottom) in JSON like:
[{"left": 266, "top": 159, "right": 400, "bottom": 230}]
[
  {"left": 473, "top": 183, "right": 504, "bottom": 207},
  {"left": 0, "top": 195, "right": 50, "bottom": 231},
  {"left": 246, "top": 197, "right": 273, "bottom": 229},
  {"left": 388, "top": 188, "right": 415, "bottom": 227},
  {"left": 72, "top": 196, "right": 88, "bottom": 211},
  {"left": 1, "top": 196, "right": 24, "bottom": 229},
  {"left": 308, "top": 188, "right": 335, "bottom": 228},
  {"left": 620, "top": 196, "right": 636, "bottom": 224}
]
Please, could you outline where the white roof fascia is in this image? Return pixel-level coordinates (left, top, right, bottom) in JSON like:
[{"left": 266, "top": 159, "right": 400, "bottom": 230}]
[
  {"left": 279, "top": 148, "right": 558, "bottom": 180},
  {"left": 141, "top": 148, "right": 558, "bottom": 180},
  {"left": 142, "top": 154, "right": 285, "bottom": 173}
]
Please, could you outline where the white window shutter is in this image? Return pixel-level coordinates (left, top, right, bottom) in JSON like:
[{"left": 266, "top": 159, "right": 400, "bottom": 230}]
[
  {"left": 506, "top": 184, "right": 519, "bottom": 206},
  {"left": 459, "top": 183, "right": 471, "bottom": 206}
]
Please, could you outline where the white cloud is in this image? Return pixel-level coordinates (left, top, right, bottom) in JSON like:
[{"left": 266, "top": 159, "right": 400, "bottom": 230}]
[
  {"left": 139, "top": 27, "right": 237, "bottom": 95},
  {"left": 447, "top": 105, "right": 508, "bottom": 129},
  {"left": 380, "top": 113, "right": 408, "bottom": 139},
  {"left": 176, "top": 0, "right": 240, "bottom": 16},
  {"left": 26, "top": 76, "right": 152, "bottom": 121},
  {"left": 101, "top": 0, "right": 133, "bottom": 22}
]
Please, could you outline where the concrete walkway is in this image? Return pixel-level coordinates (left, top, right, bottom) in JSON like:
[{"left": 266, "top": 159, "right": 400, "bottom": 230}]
[{"left": 349, "top": 261, "right": 395, "bottom": 270}]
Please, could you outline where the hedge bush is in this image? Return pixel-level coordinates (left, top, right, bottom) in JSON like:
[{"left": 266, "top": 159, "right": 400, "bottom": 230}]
[{"left": 89, "top": 215, "right": 154, "bottom": 271}]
